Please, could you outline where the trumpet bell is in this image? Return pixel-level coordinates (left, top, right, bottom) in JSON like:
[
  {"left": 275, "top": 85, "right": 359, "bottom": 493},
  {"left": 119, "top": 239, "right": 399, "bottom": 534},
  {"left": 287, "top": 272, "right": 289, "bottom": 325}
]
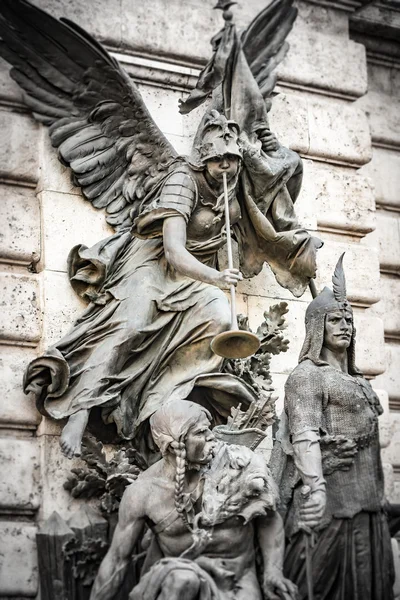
[{"left": 210, "top": 330, "right": 260, "bottom": 359}]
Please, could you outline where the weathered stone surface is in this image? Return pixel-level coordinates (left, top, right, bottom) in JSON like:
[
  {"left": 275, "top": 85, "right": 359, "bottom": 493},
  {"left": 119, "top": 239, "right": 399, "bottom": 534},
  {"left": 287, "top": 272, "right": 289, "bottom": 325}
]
[
  {"left": 278, "top": 30, "right": 367, "bottom": 98},
  {"left": 0, "top": 522, "right": 38, "bottom": 596},
  {"left": 352, "top": 312, "right": 385, "bottom": 377},
  {"left": 0, "top": 438, "right": 40, "bottom": 512},
  {"left": 0, "top": 57, "right": 23, "bottom": 104},
  {"left": 382, "top": 414, "right": 400, "bottom": 474},
  {"left": 165, "top": 132, "right": 193, "bottom": 156},
  {"left": 120, "top": 0, "right": 366, "bottom": 102},
  {"left": 375, "top": 343, "right": 400, "bottom": 401},
  {"left": 268, "top": 93, "right": 310, "bottom": 155},
  {"left": 121, "top": 0, "right": 222, "bottom": 61},
  {"left": 315, "top": 239, "right": 381, "bottom": 307},
  {"left": 36, "top": 0, "right": 122, "bottom": 46},
  {"left": 368, "top": 61, "right": 400, "bottom": 99},
  {"left": 138, "top": 83, "right": 185, "bottom": 137},
  {"left": 374, "top": 211, "right": 400, "bottom": 274},
  {"left": 301, "top": 160, "right": 375, "bottom": 236},
  {"left": 307, "top": 96, "right": 371, "bottom": 165},
  {"left": 356, "top": 90, "right": 400, "bottom": 148},
  {"left": 42, "top": 270, "right": 85, "bottom": 347},
  {"left": 0, "top": 346, "right": 40, "bottom": 427},
  {"left": 295, "top": 1, "right": 349, "bottom": 37},
  {"left": 237, "top": 260, "right": 314, "bottom": 303},
  {"left": 270, "top": 372, "right": 288, "bottom": 415},
  {"left": 351, "top": 2, "right": 400, "bottom": 42},
  {"left": 40, "top": 191, "right": 113, "bottom": 273},
  {"left": 361, "top": 147, "right": 400, "bottom": 210},
  {"left": 369, "top": 274, "right": 400, "bottom": 338},
  {"left": 38, "top": 434, "right": 91, "bottom": 522},
  {"left": 121, "top": 0, "right": 269, "bottom": 63},
  {"left": 0, "top": 109, "right": 39, "bottom": 184},
  {"left": 374, "top": 388, "right": 391, "bottom": 449},
  {"left": 37, "top": 131, "right": 80, "bottom": 196},
  {"left": 269, "top": 93, "right": 372, "bottom": 165},
  {"left": 0, "top": 273, "right": 41, "bottom": 344},
  {"left": 0, "top": 184, "right": 40, "bottom": 265},
  {"left": 223, "top": 291, "right": 248, "bottom": 321}
]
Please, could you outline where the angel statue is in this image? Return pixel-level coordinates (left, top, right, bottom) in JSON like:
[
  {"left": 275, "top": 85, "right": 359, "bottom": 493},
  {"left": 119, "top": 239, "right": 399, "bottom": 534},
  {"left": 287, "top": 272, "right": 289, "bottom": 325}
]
[{"left": 0, "top": 0, "right": 322, "bottom": 459}]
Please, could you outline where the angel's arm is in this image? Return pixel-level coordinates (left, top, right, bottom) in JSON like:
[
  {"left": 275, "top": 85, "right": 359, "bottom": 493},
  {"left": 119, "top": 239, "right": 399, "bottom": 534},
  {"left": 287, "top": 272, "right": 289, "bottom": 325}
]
[{"left": 163, "top": 216, "right": 241, "bottom": 288}]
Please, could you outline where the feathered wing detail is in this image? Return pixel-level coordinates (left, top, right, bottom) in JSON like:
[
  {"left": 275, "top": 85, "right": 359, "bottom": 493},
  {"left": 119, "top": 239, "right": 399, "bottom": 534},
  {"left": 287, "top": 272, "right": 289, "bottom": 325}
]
[
  {"left": 0, "top": 0, "right": 178, "bottom": 230},
  {"left": 241, "top": 0, "right": 297, "bottom": 105},
  {"left": 332, "top": 253, "right": 347, "bottom": 303}
]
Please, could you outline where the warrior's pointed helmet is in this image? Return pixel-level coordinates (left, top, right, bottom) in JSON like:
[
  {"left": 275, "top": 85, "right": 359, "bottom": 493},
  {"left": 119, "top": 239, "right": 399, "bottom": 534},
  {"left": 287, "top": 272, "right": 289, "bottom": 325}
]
[
  {"left": 299, "top": 254, "right": 360, "bottom": 374},
  {"left": 196, "top": 109, "right": 242, "bottom": 164}
]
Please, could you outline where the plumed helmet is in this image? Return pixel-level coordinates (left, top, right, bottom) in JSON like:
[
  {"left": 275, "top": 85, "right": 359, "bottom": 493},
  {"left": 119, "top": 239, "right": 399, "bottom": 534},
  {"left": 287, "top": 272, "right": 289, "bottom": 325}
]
[
  {"left": 196, "top": 109, "right": 242, "bottom": 163},
  {"left": 299, "top": 254, "right": 360, "bottom": 374},
  {"left": 305, "top": 254, "right": 351, "bottom": 323}
]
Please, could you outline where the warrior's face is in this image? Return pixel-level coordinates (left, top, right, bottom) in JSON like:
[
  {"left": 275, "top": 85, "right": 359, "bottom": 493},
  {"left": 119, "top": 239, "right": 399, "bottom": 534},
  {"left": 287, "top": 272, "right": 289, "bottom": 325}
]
[
  {"left": 205, "top": 154, "right": 239, "bottom": 183},
  {"left": 323, "top": 309, "right": 353, "bottom": 353},
  {"left": 185, "top": 415, "right": 216, "bottom": 466}
]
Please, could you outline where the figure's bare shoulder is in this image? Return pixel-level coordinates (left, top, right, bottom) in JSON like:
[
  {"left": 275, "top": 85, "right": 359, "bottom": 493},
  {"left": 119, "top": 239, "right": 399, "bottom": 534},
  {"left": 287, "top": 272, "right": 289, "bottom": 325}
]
[{"left": 119, "top": 461, "right": 164, "bottom": 521}]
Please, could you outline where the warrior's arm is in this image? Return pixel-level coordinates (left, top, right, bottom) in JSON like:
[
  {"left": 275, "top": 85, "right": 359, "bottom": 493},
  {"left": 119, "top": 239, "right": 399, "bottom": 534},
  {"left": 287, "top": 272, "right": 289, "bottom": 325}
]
[
  {"left": 90, "top": 484, "right": 145, "bottom": 600},
  {"left": 285, "top": 369, "right": 326, "bottom": 528},
  {"left": 257, "top": 511, "right": 298, "bottom": 599},
  {"left": 163, "top": 216, "right": 242, "bottom": 287},
  {"left": 291, "top": 432, "right": 326, "bottom": 529}
]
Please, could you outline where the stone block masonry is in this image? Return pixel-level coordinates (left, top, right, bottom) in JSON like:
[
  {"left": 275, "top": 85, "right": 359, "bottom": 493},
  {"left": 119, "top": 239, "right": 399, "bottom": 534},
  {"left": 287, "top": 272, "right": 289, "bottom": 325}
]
[{"left": 0, "top": 0, "right": 398, "bottom": 595}]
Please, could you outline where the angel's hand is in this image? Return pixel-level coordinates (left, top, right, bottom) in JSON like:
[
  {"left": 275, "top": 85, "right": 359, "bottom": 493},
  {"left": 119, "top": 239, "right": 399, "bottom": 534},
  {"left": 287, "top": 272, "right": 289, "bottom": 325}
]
[
  {"left": 215, "top": 268, "right": 243, "bottom": 288},
  {"left": 258, "top": 128, "right": 279, "bottom": 153}
]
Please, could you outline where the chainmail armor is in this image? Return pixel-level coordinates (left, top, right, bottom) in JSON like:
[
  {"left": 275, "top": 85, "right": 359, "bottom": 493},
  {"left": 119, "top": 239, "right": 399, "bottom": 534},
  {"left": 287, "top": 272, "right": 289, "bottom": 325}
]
[{"left": 285, "top": 359, "right": 385, "bottom": 533}]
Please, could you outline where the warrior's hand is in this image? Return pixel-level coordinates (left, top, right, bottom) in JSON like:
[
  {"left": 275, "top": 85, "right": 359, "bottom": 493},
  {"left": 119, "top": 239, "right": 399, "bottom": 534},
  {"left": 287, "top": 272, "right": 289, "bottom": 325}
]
[
  {"left": 321, "top": 435, "right": 358, "bottom": 475},
  {"left": 263, "top": 567, "right": 298, "bottom": 600},
  {"left": 257, "top": 127, "right": 279, "bottom": 153},
  {"left": 299, "top": 489, "right": 326, "bottom": 530},
  {"left": 215, "top": 268, "right": 243, "bottom": 288}
]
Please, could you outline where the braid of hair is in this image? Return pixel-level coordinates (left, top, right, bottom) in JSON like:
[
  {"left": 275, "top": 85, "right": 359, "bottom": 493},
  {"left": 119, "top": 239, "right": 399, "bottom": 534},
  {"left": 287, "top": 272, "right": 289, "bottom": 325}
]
[{"left": 171, "top": 439, "right": 191, "bottom": 530}]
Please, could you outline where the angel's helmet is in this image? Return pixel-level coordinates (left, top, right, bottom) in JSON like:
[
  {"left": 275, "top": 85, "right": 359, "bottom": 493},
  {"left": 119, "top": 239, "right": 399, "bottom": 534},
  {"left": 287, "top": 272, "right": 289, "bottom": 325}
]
[
  {"left": 196, "top": 109, "right": 242, "bottom": 164},
  {"left": 298, "top": 254, "right": 360, "bottom": 374}
]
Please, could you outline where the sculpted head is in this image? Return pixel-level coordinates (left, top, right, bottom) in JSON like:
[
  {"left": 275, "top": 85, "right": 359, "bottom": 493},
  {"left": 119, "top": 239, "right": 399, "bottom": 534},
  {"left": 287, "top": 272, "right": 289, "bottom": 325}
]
[
  {"left": 200, "top": 443, "right": 278, "bottom": 527},
  {"left": 195, "top": 109, "right": 242, "bottom": 182},
  {"left": 150, "top": 399, "right": 215, "bottom": 467},
  {"left": 205, "top": 154, "right": 240, "bottom": 184},
  {"left": 299, "top": 254, "right": 360, "bottom": 374},
  {"left": 323, "top": 309, "right": 353, "bottom": 353}
]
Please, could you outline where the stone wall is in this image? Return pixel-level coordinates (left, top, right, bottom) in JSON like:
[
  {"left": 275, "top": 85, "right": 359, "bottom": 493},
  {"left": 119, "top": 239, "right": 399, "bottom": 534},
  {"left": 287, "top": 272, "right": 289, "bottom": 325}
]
[
  {"left": 350, "top": 0, "right": 400, "bottom": 505},
  {"left": 0, "top": 0, "right": 398, "bottom": 596}
]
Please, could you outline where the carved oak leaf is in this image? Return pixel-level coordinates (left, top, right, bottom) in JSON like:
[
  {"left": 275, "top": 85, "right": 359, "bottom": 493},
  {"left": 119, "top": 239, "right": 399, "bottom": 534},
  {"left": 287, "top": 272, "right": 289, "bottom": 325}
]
[
  {"left": 80, "top": 435, "right": 109, "bottom": 477},
  {"left": 64, "top": 434, "right": 147, "bottom": 512},
  {"left": 64, "top": 468, "right": 106, "bottom": 499},
  {"left": 256, "top": 302, "right": 289, "bottom": 356}
]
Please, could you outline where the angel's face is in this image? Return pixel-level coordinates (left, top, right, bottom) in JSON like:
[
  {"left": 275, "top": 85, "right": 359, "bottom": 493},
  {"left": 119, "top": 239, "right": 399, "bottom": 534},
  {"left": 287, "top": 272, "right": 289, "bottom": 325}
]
[{"left": 205, "top": 155, "right": 239, "bottom": 184}]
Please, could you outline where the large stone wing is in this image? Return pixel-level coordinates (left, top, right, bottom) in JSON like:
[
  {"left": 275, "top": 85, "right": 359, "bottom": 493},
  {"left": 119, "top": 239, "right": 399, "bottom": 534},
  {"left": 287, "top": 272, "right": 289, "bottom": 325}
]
[
  {"left": 0, "top": 0, "right": 178, "bottom": 230},
  {"left": 241, "top": 0, "right": 297, "bottom": 105}
]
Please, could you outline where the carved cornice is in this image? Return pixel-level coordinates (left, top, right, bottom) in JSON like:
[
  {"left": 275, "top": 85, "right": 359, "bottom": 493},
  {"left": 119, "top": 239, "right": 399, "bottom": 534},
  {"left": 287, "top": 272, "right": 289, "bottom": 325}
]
[
  {"left": 350, "top": 0, "right": 400, "bottom": 66},
  {"left": 298, "top": 0, "right": 365, "bottom": 13}
]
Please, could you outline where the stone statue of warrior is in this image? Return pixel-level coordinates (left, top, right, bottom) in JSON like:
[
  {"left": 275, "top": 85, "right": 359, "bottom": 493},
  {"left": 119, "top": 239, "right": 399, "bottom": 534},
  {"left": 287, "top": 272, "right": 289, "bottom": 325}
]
[
  {"left": 279, "top": 255, "right": 394, "bottom": 599},
  {"left": 0, "top": 0, "right": 321, "bottom": 459},
  {"left": 91, "top": 399, "right": 298, "bottom": 600}
]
